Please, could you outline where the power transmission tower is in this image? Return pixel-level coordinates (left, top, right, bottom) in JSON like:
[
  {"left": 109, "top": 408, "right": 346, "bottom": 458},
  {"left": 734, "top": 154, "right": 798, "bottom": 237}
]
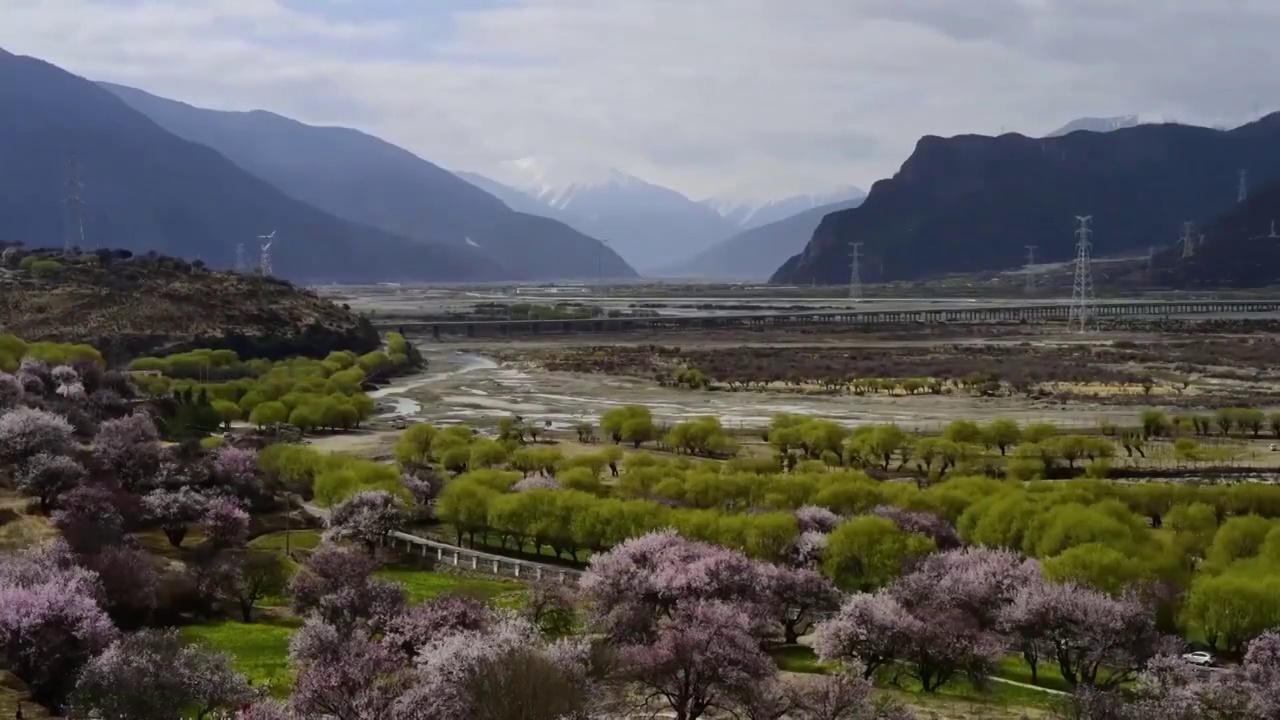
[
  {"left": 1239, "top": 169, "right": 1248, "bottom": 203},
  {"left": 235, "top": 243, "right": 248, "bottom": 274},
  {"left": 1024, "top": 245, "right": 1037, "bottom": 293},
  {"left": 1068, "top": 216, "right": 1093, "bottom": 333},
  {"left": 1180, "top": 221, "right": 1196, "bottom": 258},
  {"left": 64, "top": 158, "right": 85, "bottom": 253},
  {"left": 257, "top": 231, "right": 276, "bottom": 277},
  {"left": 847, "top": 242, "right": 864, "bottom": 301}
]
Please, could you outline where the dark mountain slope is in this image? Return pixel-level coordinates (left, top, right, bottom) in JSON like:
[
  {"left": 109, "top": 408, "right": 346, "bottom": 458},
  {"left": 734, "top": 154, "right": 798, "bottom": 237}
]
[
  {"left": 0, "top": 49, "right": 488, "bottom": 283},
  {"left": 102, "top": 83, "right": 636, "bottom": 281},
  {"left": 1151, "top": 178, "right": 1280, "bottom": 288},
  {"left": 773, "top": 116, "right": 1280, "bottom": 285},
  {"left": 656, "top": 198, "right": 864, "bottom": 279}
]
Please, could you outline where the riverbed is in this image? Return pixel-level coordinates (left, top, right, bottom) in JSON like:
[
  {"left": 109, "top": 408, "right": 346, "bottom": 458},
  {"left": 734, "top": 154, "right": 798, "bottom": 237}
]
[{"left": 369, "top": 347, "right": 1146, "bottom": 433}]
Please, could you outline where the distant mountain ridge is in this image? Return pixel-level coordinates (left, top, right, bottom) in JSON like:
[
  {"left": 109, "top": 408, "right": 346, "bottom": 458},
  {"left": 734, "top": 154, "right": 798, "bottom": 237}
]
[
  {"left": 0, "top": 48, "right": 487, "bottom": 283},
  {"left": 462, "top": 159, "right": 737, "bottom": 272},
  {"left": 701, "top": 187, "right": 865, "bottom": 232},
  {"left": 656, "top": 197, "right": 865, "bottom": 279},
  {"left": 773, "top": 114, "right": 1280, "bottom": 286},
  {"left": 100, "top": 84, "right": 636, "bottom": 282},
  {"left": 1046, "top": 115, "right": 1168, "bottom": 137}
]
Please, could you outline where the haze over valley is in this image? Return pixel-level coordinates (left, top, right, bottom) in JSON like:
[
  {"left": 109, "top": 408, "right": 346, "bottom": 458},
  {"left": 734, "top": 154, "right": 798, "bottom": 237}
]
[{"left": 6, "top": 7, "right": 1280, "bottom": 718}]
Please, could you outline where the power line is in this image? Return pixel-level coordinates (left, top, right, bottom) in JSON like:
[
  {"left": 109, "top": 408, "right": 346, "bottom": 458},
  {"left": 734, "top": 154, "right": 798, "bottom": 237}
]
[
  {"left": 64, "top": 157, "right": 85, "bottom": 253},
  {"left": 1068, "top": 216, "right": 1093, "bottom": 333},
  {"left": 848, "top": 242, "right": 863, "bottom": 301},
  {"left": 1024, "top": 245, "right": 1037, "bottom": 294}
]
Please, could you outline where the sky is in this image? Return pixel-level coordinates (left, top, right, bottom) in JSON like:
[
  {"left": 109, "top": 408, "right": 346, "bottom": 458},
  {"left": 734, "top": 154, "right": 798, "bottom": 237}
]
[{"left": 4, "top": 0, "right": 1280, "bottom": 200}]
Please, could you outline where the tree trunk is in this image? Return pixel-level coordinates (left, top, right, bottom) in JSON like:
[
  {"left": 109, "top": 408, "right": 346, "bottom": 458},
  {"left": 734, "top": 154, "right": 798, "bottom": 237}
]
[
  {"left": 240, "top": 600, "right": 253, "bottom": 623},
  {"left": 165, "top": 526, "right": 188, "bottom": 548}
]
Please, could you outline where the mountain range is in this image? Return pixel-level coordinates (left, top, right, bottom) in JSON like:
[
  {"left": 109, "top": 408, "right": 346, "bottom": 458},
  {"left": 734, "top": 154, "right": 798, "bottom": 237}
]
[
  {"left": 0, "top": 48, "right": 491, "bottom": 284},
  {"left": 652, "top": 197, "right": 866, "bottom": 280},
  {"left": 460, "top": 162, "right": 864, "bottom": 273},
  {"left": 98, "top": 84, "right": 636, "bottom": 282},
  {"left": 773, "top": 115, "right": 1280, "bottom": 285},
  {"left": 460, "top": 159, "right": 735, "bottom": 272}
]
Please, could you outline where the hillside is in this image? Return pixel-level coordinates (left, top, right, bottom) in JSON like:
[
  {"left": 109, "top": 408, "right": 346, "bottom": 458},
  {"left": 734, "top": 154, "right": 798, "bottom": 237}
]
[
  {"left": 656, "top": 198, "right": 864, "bottom": 279},
  {"left": 0, "top": 49, "right": 488, "bottom": 284},
  {"left": 1150, "top": 178, "right": 1280, "bottom": 287},
  {"left": 101, "top": 84, "right": 636, "bottom": 281},
  {"left": 772, "top": 115, "right": 1280, "bottom": 285},
  {"left": 0, "top": 245, "right": 380, "bottom": 362}
]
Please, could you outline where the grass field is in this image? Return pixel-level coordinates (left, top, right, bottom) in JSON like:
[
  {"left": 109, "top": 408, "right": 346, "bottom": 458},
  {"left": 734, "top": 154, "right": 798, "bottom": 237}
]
[{"left": 180, "top": 616, "right": 300, "bottom": 695}]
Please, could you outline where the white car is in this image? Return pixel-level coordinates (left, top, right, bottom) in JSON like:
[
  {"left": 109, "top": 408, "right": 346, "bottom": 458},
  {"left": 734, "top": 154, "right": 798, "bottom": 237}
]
[{"left": 1182, "top": 651, "right": 1214, "bottom": 667}]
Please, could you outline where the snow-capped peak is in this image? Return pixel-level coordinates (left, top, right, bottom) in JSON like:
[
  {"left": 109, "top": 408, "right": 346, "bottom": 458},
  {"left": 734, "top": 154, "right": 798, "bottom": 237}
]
[
  {"left": 1045, "top": 114, "right": 1176, "bottom": 137},
  {"left": 488, "top": 156, "right": 646, "bottom": 211},
  {"left": 702, "top": 186, "right": 866, "bottom": 230}
]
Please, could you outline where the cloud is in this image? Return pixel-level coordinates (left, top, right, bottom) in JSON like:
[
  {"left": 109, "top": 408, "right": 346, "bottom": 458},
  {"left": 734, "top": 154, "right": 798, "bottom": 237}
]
[{"left": 3, "top": 0, "right": 1280, "bottom": 199}]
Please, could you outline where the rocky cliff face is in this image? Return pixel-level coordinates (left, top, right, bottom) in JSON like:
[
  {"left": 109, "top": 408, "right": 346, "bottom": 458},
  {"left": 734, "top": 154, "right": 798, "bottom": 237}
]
[{"left": 773, "top": 115, "right": 1280, "bottom": 285}]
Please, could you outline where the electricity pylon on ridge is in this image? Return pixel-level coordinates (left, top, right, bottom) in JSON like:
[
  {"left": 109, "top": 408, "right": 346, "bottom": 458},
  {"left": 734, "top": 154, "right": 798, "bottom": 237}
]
[
  {"left": 1180, "top": 221, "right": 1196, "bottom": 259},
  {"left": 847, "top": 242, "right": 864, "bottom": 301},
  {"left": 258, "top": 231, "right": 276, "bottom": 277},
  {"left": 1239, "top": 169, "right": 1248, "bottom": 203},
  {"left": 1068, "top": 216, "right": 1093, "bottom": 333},
  {"left": 65, "top": 158, "right": 85, "bottom": 253},
  {"left": 1024, "top": 245, "right": 1037, "bottom": 294},
  {"left": 235, "top": 243, "right": 248, "bottom": 274}
]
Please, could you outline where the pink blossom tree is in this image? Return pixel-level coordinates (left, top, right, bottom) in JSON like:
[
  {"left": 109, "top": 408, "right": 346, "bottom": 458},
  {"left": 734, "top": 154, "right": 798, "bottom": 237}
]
[
  {"left": 1000, "top": 580, "right": 1170, "bottom": 689},
  {"left": 93, "top": 412, "right": 162, "bottom": 490},
  {"left": 0, "top": 372, "right": 23, "bottom": 408},
  {"left": 0, "top": 547, "right": 116, "bottom": 708},
  {"left": 795, "top": 505, "right": 841, "bottom": 534},
  {"left": 619, "top": 600, "right": 774, "bottom": 720},
  {"left": 892, "top": 547, "right": 1040, "bottom": 630},
  {"left": 211, "top": 445, "right": 261, "bottom": 498},
  {"left": 288, "top": 543, "right": 406, "bottom": 632},
  {"left": 84, "top": 546, "right": 159, "bottom": 627},
  {"left": 324, "top": 490, "right": 407, "bottom": 554},
  {"left": 512, "top": 476, "right": 561, "bottom": 492},
  {"left": 52, "top": 484, "right": 127, "bottom": 553},
  {"left": 0, "top": 407, "right": 75, "bottom": 465},
  {"left": 813, "top": 592, "right": 913, "bottom": 678},
  {"left": 200, "top": 496, "right": 251, "bottom": 550},
  {"left": 871, "top": 505, "right": 961, "bottom": 550},
  {"left": 141, "top": 487, "right": 209, "bottom": 547},
  {"left": 384, "top": 594, "right": 494, "bottom": 657},
  {"left": 789, "top": 530, "right": 829, "bottom": 569},
  {"left": 288, "top": 619, "right": 408, "bottom": 720},
  {"left": 759, "top": 563, "right": 842, "bottom": 644},
  {"left": 17, "top": 452, "right": 86, "bottom": 512},
  {"left": 579, "top": 530, "right": 768, "bottom": 641},
  {"left": 68, "top": 628, "right": 254, "bottom": 719}
]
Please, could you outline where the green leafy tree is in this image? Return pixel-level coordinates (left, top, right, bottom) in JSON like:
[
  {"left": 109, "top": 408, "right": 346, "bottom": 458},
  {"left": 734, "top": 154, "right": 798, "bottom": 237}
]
[{"left": 822, "top": 515, "right": 935, "bottom": 591}]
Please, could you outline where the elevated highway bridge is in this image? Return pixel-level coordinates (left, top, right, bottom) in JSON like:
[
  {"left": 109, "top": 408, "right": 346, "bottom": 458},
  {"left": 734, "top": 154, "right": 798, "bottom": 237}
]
[{"left": 373, "top": 299, "right": 1280, "bottom": 338}]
